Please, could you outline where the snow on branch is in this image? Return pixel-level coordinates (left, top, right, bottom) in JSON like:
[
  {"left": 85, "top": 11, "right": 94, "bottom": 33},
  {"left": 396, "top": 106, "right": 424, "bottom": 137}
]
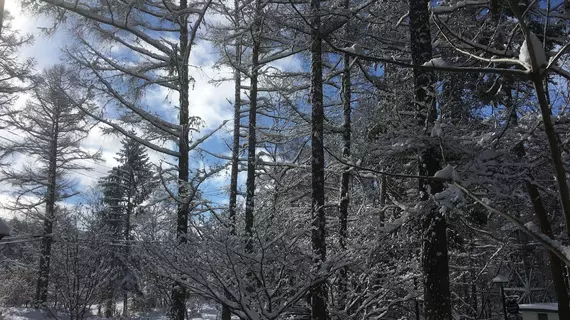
[
  {"left": 431, "top": 0, "right": 491, "bottom": 14},
  {"left": 42, "top": 0, "right": 173, "bottom": 54},
  {"left": 422, "top": 57, "right": 449, "bottom": 68},
  {"left": 454, "top": 182, "right": 570, "bottom": 266},
  {"left": 327, "top": 38, "right": 529, "bottom": 77},
  {"left": 519, "top": 32, "right": 547, "bottom": 71}
]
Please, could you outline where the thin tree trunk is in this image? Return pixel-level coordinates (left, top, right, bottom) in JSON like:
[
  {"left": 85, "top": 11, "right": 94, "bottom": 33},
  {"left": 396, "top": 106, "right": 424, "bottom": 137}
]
[
  {"left": 526, "top": 180, "right": 570, "bottom": 319},
  {"left": 171, "top": 0, "right": 190, "bottom": 318},
  {"left": 337, "top": 12, "right": 352, "bottom": 308},
  {"left": 532, "top": 74, "right": 570, "bottom": 247},
  {"left": 512, "top": 13, "right": 570, "bottom": 317},
  {"left": 408, "top": 1, "right": 451, "bottom": 319},
  {"left": 123, "top": 171, "right": 134, "bottom": 318},
  {"left": 35, "top": 109, "right": 59, "bottom": 306},
  {"left": 228, "top": 0, "right": 242, "bottom": 236},
  {"left": 244, "top": 0, "right": 260, "bottom": 251},
  {"left": 510, "top": 1, "right": 570, "bottom": 272},
  {"left": 0, "top": 0, "right": 4, "bottom": 35},
  {"left": 104, "top": 288, "right": 114, "bottom": 317},
  {"left": 379, "top": 176, "right": 387, "bottom": 226},
  {"left": 310, "top": 0, "right": 327, "bottom": 317},
  {"left": 223, "top": 2, "right": 242, "bottom": 318},
  {"left": 506, "top": 86, "right": 570, "bottom": 320}
]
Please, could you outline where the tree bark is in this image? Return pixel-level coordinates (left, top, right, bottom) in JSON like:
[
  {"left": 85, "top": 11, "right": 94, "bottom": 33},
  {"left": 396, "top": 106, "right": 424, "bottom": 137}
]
[
  {"left": 35, "top": 106, "right": 59, "bottom": 306},
  {"left": 506, "top": 85, "right": 570, "bottom": 320},
  {"left": 244, "top": 0, "right": 261, "bottom": 252},
  {"left": 228, "top": 0, "right": 242, "bottom": 236},
  {"left": 0, "top": 0, "right": 5, "bottom": 36},
  {"left": 526, "top": 180, "right": 570, "bottom": 319},
  {"left": 528, "top": 75, "right": 570, "bottom": 320},
  {"left": 509, "top": 1, "right": 570, "bottom": 275},
  {"left": 408, "top": 1, "right": 451, "bottom": 319},
  {"left": 123, "top": 168, "right": 134, "bottom": 317},
  {"left": 532, "top": 73, "right": 570, "bottom": 248},
  {"left": 310, "top": 0, "right": 327, "bottom": 317},
  {"left": 337, "top": 10, "right": 352, "bottom": 308},
  {"left": 223, "top": 1, "right": 242, "bottom": 318},
  {"left": 171, "top": 0, "right": 190, "bottom": 318}
]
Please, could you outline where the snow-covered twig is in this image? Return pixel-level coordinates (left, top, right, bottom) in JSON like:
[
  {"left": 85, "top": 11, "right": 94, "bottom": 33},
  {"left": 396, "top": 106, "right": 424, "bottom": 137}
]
[
  {"left": 454, "top": 182, "right": 570, "bottom": 266},
  {"left": 430, "top": 0, "right": 490, "bottom": 14},
  {"left": 324, "top": 145, "right": 451, "bottom": 182}
]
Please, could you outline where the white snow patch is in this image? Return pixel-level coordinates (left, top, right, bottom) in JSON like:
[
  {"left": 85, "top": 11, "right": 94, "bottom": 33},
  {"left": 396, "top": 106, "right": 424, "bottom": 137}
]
[
  {"left": 422, "top": 57, "right": 448, "bottom": 68},
  {"left": 431, "top": 0, "right": 489, "bottom": 14},
  {"left": 519, "top": 32, "right": 547, "bottom": 70},
  {"left": 431, "top": 118, "right": 443, "bottom": 137},
  {"left": 1, "top": 307, "right": 213, "bottom": 320},
  {"left": 435, "top": 184, "right": 464, "bottom": 213},
  {"left": 0, "top": 217, "right": 10, "bottom": 237},
  {"left": 518, "top": 303, "right": 558, "bottom": 312},
  {"left": 381, "top": 203, "right": 422, "bottom": 232},
  {"left": 341, "top": 43, "right": 364, "bottom": 55},
  {"left": 434, "top": 164, "right": 458, "bottom": 181}
]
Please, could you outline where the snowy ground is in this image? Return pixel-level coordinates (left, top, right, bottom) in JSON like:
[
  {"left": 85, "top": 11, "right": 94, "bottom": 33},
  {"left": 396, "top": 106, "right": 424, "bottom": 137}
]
[{"left": 1, "top": 307, "right": 219, "bottom": 320}]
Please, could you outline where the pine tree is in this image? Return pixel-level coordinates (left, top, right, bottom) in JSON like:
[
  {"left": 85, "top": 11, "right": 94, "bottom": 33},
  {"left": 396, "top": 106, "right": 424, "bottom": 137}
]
[
  {"left": 0, "top": 10, "right": 32, "bottom": 119},
  {"left": 99, "top": 136, "right": 156, "bottom": 317},
  {"left": 21, "top": 2, "right": 220, "bottom": 317},
  {"left": 0, "top": 65, "right": 101, "bottom": 306}
]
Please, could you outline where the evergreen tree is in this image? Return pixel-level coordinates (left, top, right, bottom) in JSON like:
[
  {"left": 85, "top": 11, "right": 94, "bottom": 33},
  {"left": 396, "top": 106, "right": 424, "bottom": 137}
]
[
  {"left": 99, "top": 136, "right": 156, "bottom": 317},
  {"left": 0, "top": 65, "right": 101, "bottom": 306}
]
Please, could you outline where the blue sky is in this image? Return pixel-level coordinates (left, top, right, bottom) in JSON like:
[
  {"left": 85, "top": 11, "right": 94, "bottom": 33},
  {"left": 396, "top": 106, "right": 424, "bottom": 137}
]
[
  {"left": 0, "top": 2, "right": 248, "bottom": 217},
  {"left": 0, "top": 0, "right": 315, "bottom": 218}
]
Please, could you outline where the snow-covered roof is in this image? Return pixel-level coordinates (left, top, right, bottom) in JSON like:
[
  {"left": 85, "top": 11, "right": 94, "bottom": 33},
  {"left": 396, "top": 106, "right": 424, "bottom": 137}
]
[
  {"left": 0, "top": 218, "right": 10, "bottom": 237},
  {"left": 519, "top": 303, "right": 558, "bottom": 312}
]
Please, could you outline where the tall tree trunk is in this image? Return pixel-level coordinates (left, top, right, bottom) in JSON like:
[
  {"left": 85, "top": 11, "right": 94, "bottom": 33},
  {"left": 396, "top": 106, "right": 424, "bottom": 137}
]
[
  {"left": 509, "top": 1, "right": 570, "bottom": 274},
  {"left": 526, "top": 180, "right": 570, "bottom": 318},
  {"left": 228, "top": 0, "right": 242, "bottom": 236},
  {"left": 123, "top": 170, "right": 134, "bottom": 317},
  {"left": 35, "top": 110, "right": 59, "bottom": 306},
  {"left": 244, "top": 0, "right": 261, "bottom": 252},
  {"left": 310, "top": 0, "right": 327, "bottom": 317},
  {"left": 532, "top": 73, "right": 570, "bottom": 248},
  {"left": 337, "top": 10, "right": 352, "bottom": 308},
  {"left": 223, "top": 2, "right": 242, "bottom": 318},
  {"left": 104, "top": 289, "right": 114, "bottom": 318},
  {"left": 0, "top": 0, "right": 4, "bottom": 35},
  {"left": 505, "top": 86, "right": 570, "bottom": 320},
  {"left": 408, "top": 1, "right": 451, "bottom": 319},
  {"left": 526, "top": 29, "right": 570, "bottom": 319},
  {"left": 171, "top": 0, "right": 190, "bottom": 318},
  {"left": 379, "top": 176, "right": 387, "bottom": 225}
]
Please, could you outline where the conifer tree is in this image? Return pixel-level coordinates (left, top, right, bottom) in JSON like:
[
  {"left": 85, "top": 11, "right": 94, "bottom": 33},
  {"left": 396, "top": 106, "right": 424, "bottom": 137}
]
[
  {"left": 99, "top": 136, "right": 156, "bottom": 317},
  {"left": 0, "top": 65, "right": 101, "bottom": 306}
]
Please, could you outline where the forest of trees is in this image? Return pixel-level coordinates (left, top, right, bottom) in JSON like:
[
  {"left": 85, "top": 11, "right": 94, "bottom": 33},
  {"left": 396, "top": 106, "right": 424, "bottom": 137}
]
[{"left": 2, "top": 0, "right": 570, "bottom": 319}]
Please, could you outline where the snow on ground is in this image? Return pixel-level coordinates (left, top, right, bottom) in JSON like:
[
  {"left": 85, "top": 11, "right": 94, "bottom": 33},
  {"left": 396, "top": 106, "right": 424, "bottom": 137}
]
[{"left": 1, "top": 307, "right": 219, "bottom": 320}]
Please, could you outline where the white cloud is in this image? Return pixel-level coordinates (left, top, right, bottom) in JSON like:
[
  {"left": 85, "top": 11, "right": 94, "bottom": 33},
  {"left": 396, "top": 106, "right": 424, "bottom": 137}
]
[
  {"left": 143, "top": 41, "right": 235, "bottom": 133},
  {"left": 268, "top": 53, "right": 304, "bottom": 72},
  {"left": 7, "top": 2, "right": 70, "bottom": 69},
  {"left": 3, "top": 2, "right": 302, "bottom": 213},
  {"left": 0, "top": 194, "right": 18, "bottom": 219}
]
